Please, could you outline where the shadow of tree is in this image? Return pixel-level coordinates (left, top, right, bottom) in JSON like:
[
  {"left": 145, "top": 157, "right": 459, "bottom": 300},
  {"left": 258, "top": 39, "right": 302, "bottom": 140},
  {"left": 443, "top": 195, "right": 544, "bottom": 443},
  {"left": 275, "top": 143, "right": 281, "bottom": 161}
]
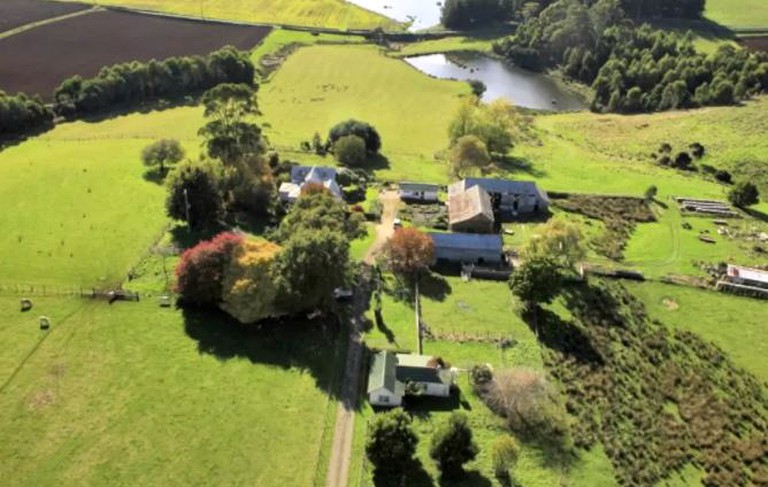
[
  {"left": 169, "top": 224, "right": 227, "bottom": 250},
  {"left": 438, "top": 471, "right": 493, "bottom": 487},
  {"left": 182, "top": 306, "right": 345, "bottom": 401},
  {"left": 374, "top": 309, "right": 398, "bottom": 345},
  {"left": 420, "top": 272, "right": 453, "bottom": 302},
  {"left": 373, "top": 459, "right": 434, "bottom": 487},
  {"left": 406, "top": 388, "right": 464, "bottom": 420},
  {"left": 533, "top": 307, "right": 603, "bottom": 365},
  {"left": 494, "top": 154, "right": 547, "bottom": 178},
  {"left": 142, "top": 167, "right": 167, "bottom": 185},
  {"left": 743, "top": 206, "right": 768, "bottom": 223}
]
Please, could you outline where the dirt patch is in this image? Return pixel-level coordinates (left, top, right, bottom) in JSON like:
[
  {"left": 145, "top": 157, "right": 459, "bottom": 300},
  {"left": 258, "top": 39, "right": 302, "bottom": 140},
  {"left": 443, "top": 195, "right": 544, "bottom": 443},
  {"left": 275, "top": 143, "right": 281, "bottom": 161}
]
[
  {"left": 0, "top": 0, "right": 88, "bottom": 34},
  {"left": 27, "top": 388, "right": 56, "bottom": 411},
  {"left": 662, "top": 298, "right": 678, "bottom": 310},
  {"left": 0, "top": 9, "right": 271, "bottom": 98},
  {"left": 741, "top": 36, "right": 768, "bottom": 53}
]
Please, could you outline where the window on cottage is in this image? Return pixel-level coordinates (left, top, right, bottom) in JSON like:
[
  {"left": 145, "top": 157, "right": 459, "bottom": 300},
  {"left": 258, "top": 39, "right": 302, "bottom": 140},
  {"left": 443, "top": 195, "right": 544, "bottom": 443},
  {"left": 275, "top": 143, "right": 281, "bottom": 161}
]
[{"left": 378, "top": 395, "right": 389, "bottom": 403}]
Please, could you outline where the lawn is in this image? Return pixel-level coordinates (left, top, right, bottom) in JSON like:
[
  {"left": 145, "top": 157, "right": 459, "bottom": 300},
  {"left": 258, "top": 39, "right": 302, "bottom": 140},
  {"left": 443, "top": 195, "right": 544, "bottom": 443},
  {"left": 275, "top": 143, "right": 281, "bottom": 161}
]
[
  {"left": 705, "top": 0, "right": 768, "bottom": 29},
  {"left": 0, "top": 105, "right": 204, "bottom": 287},
  {"left": 0, "top": 298, "right": 343, "bottom": 486},
  {"left": 626, "top": 281, "right": 768, "bottom": 382},
  {"left": 258, "top": 44, "right": 470, "bottom": 183},
  {"left": 251, "top": 28, "right": 366, "bottom": 64},
  {"left": 58, "top": 0, "right": 397, "bottom": 30}
]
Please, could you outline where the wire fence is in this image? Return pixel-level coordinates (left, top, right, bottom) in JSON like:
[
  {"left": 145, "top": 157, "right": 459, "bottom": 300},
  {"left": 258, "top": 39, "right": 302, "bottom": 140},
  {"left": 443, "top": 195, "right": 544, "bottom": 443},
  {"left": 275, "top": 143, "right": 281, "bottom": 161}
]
[{"left": 0, "top": 283, "right": 91, "bottom": 297}]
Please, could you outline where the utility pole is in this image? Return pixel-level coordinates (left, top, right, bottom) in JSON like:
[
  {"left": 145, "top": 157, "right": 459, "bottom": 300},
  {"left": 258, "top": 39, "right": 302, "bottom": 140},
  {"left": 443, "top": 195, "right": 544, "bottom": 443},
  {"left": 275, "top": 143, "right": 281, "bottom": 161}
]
[{"left": 183, "top": 188, "right": 191, "bottom": 232}]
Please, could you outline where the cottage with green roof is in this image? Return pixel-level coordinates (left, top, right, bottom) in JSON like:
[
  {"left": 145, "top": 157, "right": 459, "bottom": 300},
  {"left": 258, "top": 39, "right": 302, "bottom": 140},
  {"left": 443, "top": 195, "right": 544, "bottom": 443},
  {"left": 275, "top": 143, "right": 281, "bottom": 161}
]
[{"left": 367, "top": 351, "right": 455, "bottom": 407}]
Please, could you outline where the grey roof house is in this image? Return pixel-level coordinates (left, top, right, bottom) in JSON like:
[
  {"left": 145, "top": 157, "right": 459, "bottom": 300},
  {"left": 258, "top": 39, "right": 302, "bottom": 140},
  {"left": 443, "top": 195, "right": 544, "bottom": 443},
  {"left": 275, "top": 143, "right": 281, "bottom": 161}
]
[
  {"left": 279, "top": 166, "right": 342, "bottom": 203},
  {"left": 367, "top": 351, "right": 455, "bottom": 407},
  {"left": 449, "top": 178, "right": 548, "bottom": 217},
  {"left": 429, "top": 232, "right": 504, "bottom": 265}
]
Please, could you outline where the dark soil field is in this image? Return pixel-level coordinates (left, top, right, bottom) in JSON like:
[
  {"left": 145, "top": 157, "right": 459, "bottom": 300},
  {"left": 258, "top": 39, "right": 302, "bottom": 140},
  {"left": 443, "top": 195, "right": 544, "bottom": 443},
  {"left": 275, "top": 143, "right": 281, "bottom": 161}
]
[
  {"left": 0, "top": 0, "right": 89, "bottom": 35},
  {"left": 0, "top": 9, "right": 271, "bottom": 98},
  {"left": 741, "top": 35, "right": 768, "bottom": 53}
]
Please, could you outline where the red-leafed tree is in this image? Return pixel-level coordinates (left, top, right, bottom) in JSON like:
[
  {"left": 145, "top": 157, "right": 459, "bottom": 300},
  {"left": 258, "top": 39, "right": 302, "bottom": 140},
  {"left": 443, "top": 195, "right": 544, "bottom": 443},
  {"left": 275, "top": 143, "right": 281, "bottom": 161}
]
[
  {"left": 388, "top": 228, "right": 435, "bottom": 276},
  {"left": 175, "top": 232, "right": 243, "bottom": 306}
]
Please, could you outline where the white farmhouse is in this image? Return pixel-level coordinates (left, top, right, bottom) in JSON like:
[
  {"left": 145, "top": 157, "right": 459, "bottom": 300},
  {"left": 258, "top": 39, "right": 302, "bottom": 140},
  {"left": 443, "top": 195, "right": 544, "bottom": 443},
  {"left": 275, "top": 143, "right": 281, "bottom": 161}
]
[
  {"left": 279, "top": 166, "right": 342, "bottom": 203},
  {"left": 399, "top": 182, "right": 440, "bottom": 203},
  {"left": 367, "top": 351, "right": 455, "bottom": 407}
]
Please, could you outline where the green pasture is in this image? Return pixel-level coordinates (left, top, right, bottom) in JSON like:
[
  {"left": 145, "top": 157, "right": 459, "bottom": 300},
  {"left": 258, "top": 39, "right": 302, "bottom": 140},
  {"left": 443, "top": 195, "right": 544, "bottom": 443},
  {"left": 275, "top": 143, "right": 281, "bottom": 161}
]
[
  {"left": 705, "top": 0, "right": 768, "bottom": 29},
  {"left": 258, "top": 44, "right": 470, "bottom": 182},
  {"left": 349, "top": 222, "right": 376, "bottom": 261},
  {"left": 623, "top": 206, "right": 767, "bottom": 278},
  {"left": 59, "top": 0, "right": 397, "bottom": 30},
  {"left": 251, "top": 28, "right": 366, "bottom": 66},
  {"left": 392, "top": 35, "right": 496, "bottom": 57},
  {"left": 0, "top": 106, "right": 204, "bottom": 287},
  {"left": 626, "top": 281, "right": 768, "bottom": 382},
  {"left": 533, "top": 98, "right": 768, "bottom": 209},
  {"left": 0, "top": 297, "right": 342, "bottom": 486}
]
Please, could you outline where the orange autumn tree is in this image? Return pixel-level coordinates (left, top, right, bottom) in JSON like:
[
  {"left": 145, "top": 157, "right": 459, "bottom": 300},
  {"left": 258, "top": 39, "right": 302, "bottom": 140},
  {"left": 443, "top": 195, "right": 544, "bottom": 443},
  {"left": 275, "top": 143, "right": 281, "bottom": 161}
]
[
  {"left": 387, "top": 228, "right": 435, "bottom": 276},
  {"left": 220, "top": 239, "right": 282, "bottom": 324}
]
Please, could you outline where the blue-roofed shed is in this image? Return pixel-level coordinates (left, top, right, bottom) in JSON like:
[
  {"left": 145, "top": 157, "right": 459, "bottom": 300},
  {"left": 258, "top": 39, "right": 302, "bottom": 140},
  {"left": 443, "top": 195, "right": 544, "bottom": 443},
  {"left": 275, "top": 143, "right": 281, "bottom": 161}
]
[{"left": 429, "top": 232, "right": 504, "bottom": 265}]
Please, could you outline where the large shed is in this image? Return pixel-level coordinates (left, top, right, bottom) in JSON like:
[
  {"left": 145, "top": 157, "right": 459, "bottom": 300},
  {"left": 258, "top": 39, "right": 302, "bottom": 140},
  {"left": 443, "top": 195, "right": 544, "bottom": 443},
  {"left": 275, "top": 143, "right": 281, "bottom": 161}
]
[
  {"left": 449, "top": 178, "right": 548, "bottom": 217},
  {"left": 429, "top": 232, "right": 504, "bottom": 265},
  {"left": 448, "top": 184, "right": 494, "bottom": 233}
]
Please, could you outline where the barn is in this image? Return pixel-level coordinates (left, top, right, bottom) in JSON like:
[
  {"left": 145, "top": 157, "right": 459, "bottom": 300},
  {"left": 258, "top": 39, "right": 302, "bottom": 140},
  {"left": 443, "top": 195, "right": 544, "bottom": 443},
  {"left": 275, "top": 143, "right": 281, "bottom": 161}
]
[
  {"left": 399, "top": 182, "right": 440, "bottom": 202},
  {"left": 449, "top": 178, "right": 548, "bottom": 217},
  {"left": 448, "top": 184, "right": 494, "bottom": 233},
  {"left": 429, "top": 232, "right": 504, "bottom": 265}
]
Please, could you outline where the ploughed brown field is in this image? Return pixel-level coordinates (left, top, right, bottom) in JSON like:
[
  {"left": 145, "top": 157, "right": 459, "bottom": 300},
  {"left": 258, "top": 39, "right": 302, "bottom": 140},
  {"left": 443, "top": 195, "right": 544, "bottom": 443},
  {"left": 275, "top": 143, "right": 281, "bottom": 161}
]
[
  {"left": 0, "top": 0, "right": 89, "bottom": 34},
  {"left": 741, "top": 36, "right": 768, "bottom": 53},
  {"left": 0, "top": 9, "right": 271, "bottom": 99}
]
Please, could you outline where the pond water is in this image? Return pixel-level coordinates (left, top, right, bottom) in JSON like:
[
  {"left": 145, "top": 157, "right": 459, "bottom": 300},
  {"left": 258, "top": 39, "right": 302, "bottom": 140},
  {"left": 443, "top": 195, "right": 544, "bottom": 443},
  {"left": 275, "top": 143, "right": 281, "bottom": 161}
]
[
  {"left": 347, "top": 0, "right": 443, "bottom": 31},
  {"left": 404, "top": 53, "right": 587, "bottom": 111}
]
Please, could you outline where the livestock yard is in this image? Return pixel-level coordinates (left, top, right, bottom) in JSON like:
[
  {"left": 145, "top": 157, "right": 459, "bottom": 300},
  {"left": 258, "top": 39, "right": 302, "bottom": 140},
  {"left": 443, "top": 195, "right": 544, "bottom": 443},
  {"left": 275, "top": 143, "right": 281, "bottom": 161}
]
[
  {"left": 1, "top": 1, "right": 768, "bottom": 487},
  {"left": 0, "top": 8, "right": 271, "bottom": 98}
]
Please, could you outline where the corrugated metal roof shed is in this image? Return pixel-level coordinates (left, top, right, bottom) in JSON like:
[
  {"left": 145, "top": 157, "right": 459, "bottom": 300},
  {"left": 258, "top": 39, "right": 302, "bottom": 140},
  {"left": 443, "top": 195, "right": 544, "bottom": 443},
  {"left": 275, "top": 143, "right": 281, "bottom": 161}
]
[
  {"left": 429, "top": 232, "right": 503, "bottom": 251},
  {"left": 449, "top": 178, "right": 549, "bottom": 202},
  {"left": 448, "top": 185, "right": 493, "bottom": 226},
  {"left": 400, "top": 182, "right": 440, "bottom": 192}
]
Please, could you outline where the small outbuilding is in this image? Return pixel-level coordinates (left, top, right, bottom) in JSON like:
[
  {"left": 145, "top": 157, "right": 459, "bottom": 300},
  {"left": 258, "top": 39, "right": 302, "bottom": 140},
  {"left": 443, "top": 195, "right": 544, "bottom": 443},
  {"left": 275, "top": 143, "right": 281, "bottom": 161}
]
[
  {"left": 399, "top": 182, "right": 440, "bottom": 203},
  {"left": 429, "top": 232, "right": 504, "bottom": 265},
  {"left": 448, "top": 184, "right": 494, "bottom": 233},
  {"left": 726, "top": 264, "right": 768, "bottom": 288}
]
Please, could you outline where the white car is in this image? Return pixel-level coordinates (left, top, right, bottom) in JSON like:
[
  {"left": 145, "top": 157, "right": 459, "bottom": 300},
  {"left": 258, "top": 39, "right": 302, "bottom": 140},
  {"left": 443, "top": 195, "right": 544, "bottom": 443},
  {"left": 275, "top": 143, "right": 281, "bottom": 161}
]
[{"left": 333, "top": 288, "right": 354, "bottom": 301}]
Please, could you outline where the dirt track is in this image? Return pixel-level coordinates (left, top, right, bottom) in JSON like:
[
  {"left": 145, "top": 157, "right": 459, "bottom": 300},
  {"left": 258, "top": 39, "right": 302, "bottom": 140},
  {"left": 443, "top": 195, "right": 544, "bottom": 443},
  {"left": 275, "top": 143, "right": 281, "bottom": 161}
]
[
  {"left": 363, "top": 190, "right": 401, "bottom": 264},
  {"left": 0, "top": 0, "right": 88, "bottom": 35},
  {"left": 0, "top": 9, "right": 271, "bottom": 98}
]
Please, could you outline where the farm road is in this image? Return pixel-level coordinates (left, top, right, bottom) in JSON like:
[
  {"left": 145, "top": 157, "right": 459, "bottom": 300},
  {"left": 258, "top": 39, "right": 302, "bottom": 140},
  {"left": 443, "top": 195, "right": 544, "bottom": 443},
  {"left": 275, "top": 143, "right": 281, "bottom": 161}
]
[
  {"left": 364, "top": 190, "right": 401, "bottom": 264},
  {"left": 327, "top": 191, "right": 396, "bottom": 486}
]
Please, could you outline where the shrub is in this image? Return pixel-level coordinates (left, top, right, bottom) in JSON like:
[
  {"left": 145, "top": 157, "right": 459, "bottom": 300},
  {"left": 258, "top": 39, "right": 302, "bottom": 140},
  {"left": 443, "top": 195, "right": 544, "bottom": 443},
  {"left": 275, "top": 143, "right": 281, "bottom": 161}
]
[
  {"left": 715, "top": 170, "right": 733, "bottom": 184},
  {"left": 165, "top": 159, "right": 225, "bottom": 230},
  {"left": 219, "top": 239, "right": 281, "bottom": 323},
  {"left": 175, "top": 232, "right": 243, "bottom": 306},
  {"left": 468, "top": 79, "right": 487, "bottom": 98},
  {"left": 728, "top": 181, "right": 760, "bottom": 208},
  {"left": 334, "top": 134, "right": 368, "bottom": 167},
  {"left": 328, "top": 119, "right": 381, "bottom": 154},
  {"left": 689, "top": 142, "right": 705, "bottom": 159},
  {"left": 491, "top": 435, "right": 520, "bottom": 479},
  {"left": 366, "top": 408, "right": 418, "bottom": 476}
]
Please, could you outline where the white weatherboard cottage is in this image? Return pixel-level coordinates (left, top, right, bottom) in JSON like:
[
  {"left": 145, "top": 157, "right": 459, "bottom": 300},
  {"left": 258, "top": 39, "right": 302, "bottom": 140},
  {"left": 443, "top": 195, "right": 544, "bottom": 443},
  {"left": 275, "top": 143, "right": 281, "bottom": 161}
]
[
  {"left": 367, "top": 351, "right": 455, "bottom": 407},
  {"left": 399, "top": 182, "right": 440, "bottom": 203},
  {"left": 279, "top": 166, "right": 341, "bottom": 203}
]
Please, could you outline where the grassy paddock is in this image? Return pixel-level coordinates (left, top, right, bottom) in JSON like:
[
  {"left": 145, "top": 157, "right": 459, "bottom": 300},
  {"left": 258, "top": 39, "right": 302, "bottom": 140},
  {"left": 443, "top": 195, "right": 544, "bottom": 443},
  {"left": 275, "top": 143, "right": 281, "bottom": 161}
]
[
  {"left": 626, "top": 281, "right": 768, "bottom": 381},
  {"left": 705, "top": 0, "right": 768, "bottom": 29},
  {"left": 58, "top": 0, "right": 397, "bottom": 30},
  {"left": 259, "top": 44, "right": 470, "bottom": 182},
  {"left": 251, "top": 28, "right": 367, "bottom": 65},
  {"left": 0, "top": 106, "right": 204, "bottom": 287},
  {"left": 0, "top": 299, "right": 342, "bottom": 486}
]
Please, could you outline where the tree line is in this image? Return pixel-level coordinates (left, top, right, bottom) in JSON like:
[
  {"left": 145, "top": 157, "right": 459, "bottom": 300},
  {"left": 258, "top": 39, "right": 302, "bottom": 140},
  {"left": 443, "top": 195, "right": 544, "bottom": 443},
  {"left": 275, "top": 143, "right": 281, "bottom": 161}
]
[
  {"left": 494, "top": 0, "right": 768, "bottom": 113},
  {"left": 441, "top": 0, "right": 704, "bottom": 30},
  {"left": 53, "top": 46, "right": 255, "bottom": 118},
  {"left": 0, "top": 91, "right": 53, "bottom": 138}
]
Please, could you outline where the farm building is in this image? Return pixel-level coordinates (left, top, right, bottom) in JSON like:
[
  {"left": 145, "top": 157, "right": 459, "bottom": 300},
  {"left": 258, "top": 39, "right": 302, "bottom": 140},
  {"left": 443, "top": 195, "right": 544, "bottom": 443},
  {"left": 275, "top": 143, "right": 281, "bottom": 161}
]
[
  {"left": 367, "top": 351, "right": 455, "bottom": 407},
  {"left": 726, "top": 265, "right": 768, "bottom": 288},
  {"left": 279, "top": 166, "right": 341, "bottom": 203},
  {"left": 448, "top": 184, "right": 494, "bottom": 233},
  {"left": 399, "top": 182, "right": 440, "bottom": 202},
  {"left": 429, "top": 232, "right": 504, "bottom": 265},
  {"left": 449, "top": 178, "right": 548, "bottom": 218}
]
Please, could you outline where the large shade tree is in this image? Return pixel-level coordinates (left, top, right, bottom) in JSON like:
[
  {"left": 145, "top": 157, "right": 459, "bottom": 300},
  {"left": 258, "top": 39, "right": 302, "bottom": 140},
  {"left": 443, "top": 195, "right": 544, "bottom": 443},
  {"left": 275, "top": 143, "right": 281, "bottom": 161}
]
[
  {"left": 165, "top": 159, "right": 225, "bottom": 230},
  {"left": 366, "top": 408, "right": 419, "bottom": 476},
  {"left": 142, "top": 138, "right": 185, "bottom": 175}
]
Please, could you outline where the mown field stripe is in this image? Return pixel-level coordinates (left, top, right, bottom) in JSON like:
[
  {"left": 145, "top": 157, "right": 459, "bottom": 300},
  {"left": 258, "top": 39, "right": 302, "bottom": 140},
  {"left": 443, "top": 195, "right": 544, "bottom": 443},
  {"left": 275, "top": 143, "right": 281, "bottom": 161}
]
[{"left": 0, "top": 6, "right": 100, "bottom": 40}]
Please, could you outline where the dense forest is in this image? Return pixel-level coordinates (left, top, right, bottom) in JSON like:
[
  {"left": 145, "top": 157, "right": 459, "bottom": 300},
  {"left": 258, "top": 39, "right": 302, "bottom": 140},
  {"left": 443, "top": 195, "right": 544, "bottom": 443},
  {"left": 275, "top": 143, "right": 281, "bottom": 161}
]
[
  {"left": 441, "top": 0, "right": 704, "bottom": 29},
  {"left": 494, "top": 0, "right": 768, "bottom": 113},
  {"left": 0, "top": 91, "right": 53, "bottom": 138},
  {"left": 53, "top": 46, "right": 255, "bottom": 117}
]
